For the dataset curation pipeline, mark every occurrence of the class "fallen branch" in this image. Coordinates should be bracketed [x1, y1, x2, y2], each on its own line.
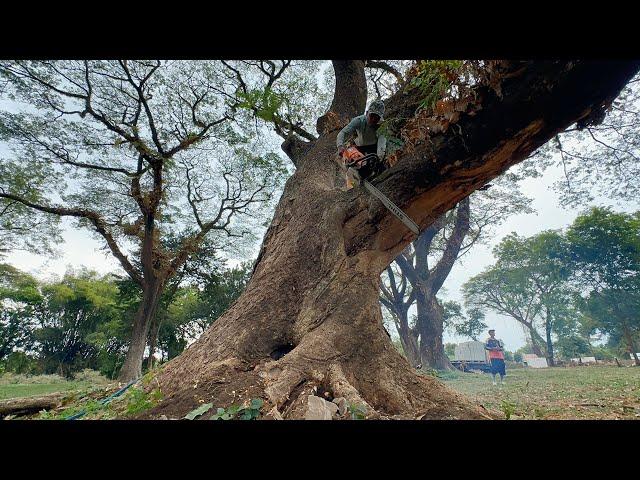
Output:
[0, 393, 66, 417]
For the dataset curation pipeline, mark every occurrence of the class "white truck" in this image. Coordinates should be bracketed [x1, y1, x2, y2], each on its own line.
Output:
[450, 341, 492, 373]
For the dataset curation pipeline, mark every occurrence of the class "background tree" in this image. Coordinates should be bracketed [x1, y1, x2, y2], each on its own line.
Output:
[381, 175, 532, 370]
[0, 60, 291, 380]
[566, 207, 640, 365]
[493, 231, 574, 365]
[31, 269, 125, 377]
[0, 160, 61, 258]
[0, 261, 251, 378]
[555, 334, 592, 360]
[0, 264, 41, 361]
[444, 301, 487, 341]
[379, 259, 419, 366]
[463, 265, 546, 356]
[463, 231, 578, 364]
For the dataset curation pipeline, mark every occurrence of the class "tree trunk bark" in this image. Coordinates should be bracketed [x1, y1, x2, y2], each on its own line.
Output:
[545, 308, 555, 367]
[145, 60, 639, 420]
[623, 326, 640, 366]
[118, 281, 163, 382]
[395, 309, 420, 368]
[529, 328, 545, 358]
[148, 134, 487, 418]
[416, 288, 455, 371]
[146, 312, 162, 371]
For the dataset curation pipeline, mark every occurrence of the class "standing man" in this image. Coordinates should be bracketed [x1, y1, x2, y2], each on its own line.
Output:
[485, 329, 506, 386]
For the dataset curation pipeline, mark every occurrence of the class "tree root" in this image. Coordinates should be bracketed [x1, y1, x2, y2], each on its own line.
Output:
[327, 363, 377, 416]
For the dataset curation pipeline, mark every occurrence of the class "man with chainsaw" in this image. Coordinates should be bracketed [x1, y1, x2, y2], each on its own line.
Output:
[337, 99, 388, 188]
[335, 99, 421, 236]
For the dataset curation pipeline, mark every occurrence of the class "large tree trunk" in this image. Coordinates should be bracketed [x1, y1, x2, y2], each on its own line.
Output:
[119, 281, 164, 381]
[545, 308, 555, 366]
[416, 292, 455, 370]
[146, 60, 639, 420]
[528, 327, 546, 358]
[395, 309, 421, 367]
[623, 326, 640, 366]
[146, 312, 162, 371]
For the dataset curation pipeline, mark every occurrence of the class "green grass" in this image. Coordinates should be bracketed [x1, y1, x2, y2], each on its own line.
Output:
[4, 367, 639, 420]
[0, 370, 113, 401]
[441, 364, 640, 419]
[0, 371, 164, 420]
[0, 382, 92, 400]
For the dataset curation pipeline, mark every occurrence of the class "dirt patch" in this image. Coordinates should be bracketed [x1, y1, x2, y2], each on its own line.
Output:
[138, 368, 268, 420]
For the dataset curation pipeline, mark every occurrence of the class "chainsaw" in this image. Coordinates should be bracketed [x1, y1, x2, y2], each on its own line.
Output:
[340, 147, 420, 236]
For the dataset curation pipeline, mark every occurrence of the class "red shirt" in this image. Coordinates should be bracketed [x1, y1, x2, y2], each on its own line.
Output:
[486, 338, 505, 360]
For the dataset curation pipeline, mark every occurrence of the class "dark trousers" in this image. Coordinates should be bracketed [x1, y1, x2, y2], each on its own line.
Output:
[490, 358, 506, 376]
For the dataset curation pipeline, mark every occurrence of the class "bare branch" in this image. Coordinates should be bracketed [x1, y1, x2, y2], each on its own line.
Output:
[0, 190, 142, 285]
[365, 60, 405, 85]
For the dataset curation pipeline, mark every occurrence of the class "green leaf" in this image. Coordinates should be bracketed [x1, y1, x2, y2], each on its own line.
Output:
[184, 402, 213, 420]
[250, 398, 264, 410]
[210, 408, 233, 421]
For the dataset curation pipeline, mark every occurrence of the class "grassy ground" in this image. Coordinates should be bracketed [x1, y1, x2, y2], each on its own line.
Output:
[0, 370, 162, 420]
[0, 370, 113, 401]
[3, 366, 639, 420]
[441, 364, 640, 419]
[0, 382, 94, 400]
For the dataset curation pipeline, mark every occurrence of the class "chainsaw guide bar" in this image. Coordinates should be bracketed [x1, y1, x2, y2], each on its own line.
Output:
[347, 166, 420, 236]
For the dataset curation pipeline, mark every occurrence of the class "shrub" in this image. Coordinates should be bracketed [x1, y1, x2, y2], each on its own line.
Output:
[3, 351, 41, 375]
[0, 372, 67, 385]
[72, 369, 112, 385]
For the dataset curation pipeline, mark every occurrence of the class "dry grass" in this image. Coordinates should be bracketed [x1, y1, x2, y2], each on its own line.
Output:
[441, 364, 640, 419]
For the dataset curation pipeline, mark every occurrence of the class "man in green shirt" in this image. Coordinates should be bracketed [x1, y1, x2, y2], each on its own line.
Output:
[337, 99, 387, 161]
[336, 99, 388, 188]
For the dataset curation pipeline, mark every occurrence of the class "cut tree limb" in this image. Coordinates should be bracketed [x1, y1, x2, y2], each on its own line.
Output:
[0, 393, 66, 417]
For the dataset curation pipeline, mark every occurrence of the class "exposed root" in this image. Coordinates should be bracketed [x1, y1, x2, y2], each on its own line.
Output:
[143, 352, 499, 420]
[327, 363, 377, 417]
[257, 360, 308, 408]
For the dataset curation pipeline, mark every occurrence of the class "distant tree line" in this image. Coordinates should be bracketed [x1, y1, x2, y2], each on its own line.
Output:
[463, 207, 640, 366]
[0, 261, 251, 378]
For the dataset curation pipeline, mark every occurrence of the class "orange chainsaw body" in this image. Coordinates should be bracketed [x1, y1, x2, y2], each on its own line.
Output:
[342, 146, 366, 166]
